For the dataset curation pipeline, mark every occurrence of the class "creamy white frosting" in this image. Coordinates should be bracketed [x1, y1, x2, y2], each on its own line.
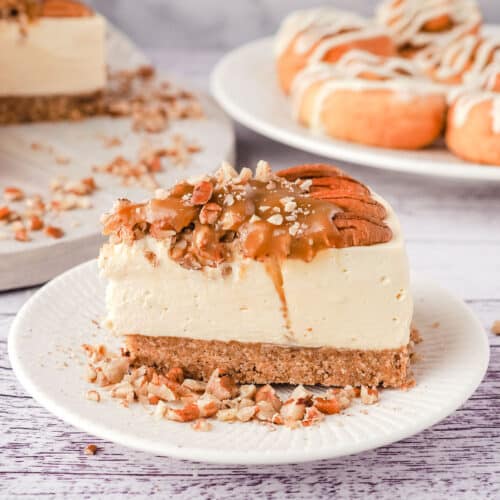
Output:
[0, 15, 106, 96]
[376, 0, 481, 50]
[274, 7, 389, 63]
[417, 34, 500, 86]
[99, 195, 413, 350]
[290, 51, 447, 133]
[450, 90, 500, 133]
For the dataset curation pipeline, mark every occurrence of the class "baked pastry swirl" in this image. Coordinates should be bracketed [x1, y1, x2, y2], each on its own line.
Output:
[376, 0, 481, 59]
[291, 50, 446, 149]
[419, 33, 500, 87]
[443, 34, 500, 166]
[275, 7, 396, 94]
[446, 88, 500, 165]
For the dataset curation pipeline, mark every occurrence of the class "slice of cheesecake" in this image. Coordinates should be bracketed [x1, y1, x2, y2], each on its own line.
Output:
[0, 0, 106, 123]
[99, 162, 414, 388]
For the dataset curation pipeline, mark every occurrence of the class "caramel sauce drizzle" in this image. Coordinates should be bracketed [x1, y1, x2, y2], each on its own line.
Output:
[102, 163, 392, 338]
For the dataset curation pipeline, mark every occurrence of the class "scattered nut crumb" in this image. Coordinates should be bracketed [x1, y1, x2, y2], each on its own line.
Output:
[92, 136, 200, 191]
[84, 444, 98, 455]
[0, 205, 10, 219]
[85, 390, 100, 402]
[44, 225, 64, 239]
[191, 419, 212, 432]
[55, 155, 70, 166]
[1, 175, 96, 243]
[14, 227, 30, 242]
[81, 344, 402, 432]
[28, 215, 44, 231]
[491, 320, 500, 335]
[101, 135, 123, 148]
[103, 66, 204, 133]
[4, 186, 24, 202]
[360, 386, 379, 405]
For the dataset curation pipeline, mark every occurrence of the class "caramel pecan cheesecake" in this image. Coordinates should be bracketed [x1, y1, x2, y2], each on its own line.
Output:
[99, 162, 414, 388]
[0, 0, 106, 123]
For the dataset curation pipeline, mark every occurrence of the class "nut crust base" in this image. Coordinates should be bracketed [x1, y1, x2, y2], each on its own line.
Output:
[125, 334, 413, 388]
[0, 91, 104, 124]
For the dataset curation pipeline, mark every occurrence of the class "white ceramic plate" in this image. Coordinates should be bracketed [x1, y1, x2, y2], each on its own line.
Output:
[0, 25, 234, 291]
[9, 260, 489, 465]
[211, 35, 500, 182]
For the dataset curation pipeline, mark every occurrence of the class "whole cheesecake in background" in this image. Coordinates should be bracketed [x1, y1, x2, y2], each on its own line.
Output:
[99, 162, 414, 388]
[0, 0, 106, 123]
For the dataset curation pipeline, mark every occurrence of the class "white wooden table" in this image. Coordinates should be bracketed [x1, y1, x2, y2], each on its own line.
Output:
[1, 50, 500, 499]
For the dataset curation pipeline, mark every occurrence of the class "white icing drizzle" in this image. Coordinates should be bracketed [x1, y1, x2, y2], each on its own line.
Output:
[376, 0, 481, 50]
[274, 7, 390, 62]
[451, 90, 500, 134]
[417, 34, 500, 85]
[471, 63, 500, 91]
[290, 50, 446, 133]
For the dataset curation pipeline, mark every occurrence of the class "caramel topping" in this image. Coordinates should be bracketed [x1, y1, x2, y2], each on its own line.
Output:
[0, 0, 92, 19]
[41, 0, 92, 17]
[103, 162, 392, 270]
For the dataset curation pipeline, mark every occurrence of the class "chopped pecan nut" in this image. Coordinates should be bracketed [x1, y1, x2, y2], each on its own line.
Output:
[491, 320, 500, 335]
[196, 395, 220, 417]
[28, 215, 44, 231]
[182, 379, 207, 393]
[84, 444, 98, 455]
[147, 382, 177, 402]
[237, 405, 258, 422]
[44, 225, 64, 239]
[14, 227, 30, 242]
[0, 205, 10, 219]
[280, 399, 306, 422]
[199, 202, 222, 225]
[360, 386, 380, 405]
[191, 180, 213, 205]
[290, 385, 313, 404]
[191, 419, 212, 432]
[239, 384, 257, 400]
[302, 406, 325, 427]
[205, 368, 239, 400]
[165, 366, 184, 384]
[4, 186, 24, 202]
[85, 390, 100, 402]
[256, 400, 277, 422]
[255, 385, 282, 412]
[313, 397, 341, 415]
[216, 408, 238, 422]
[166, 403, 200, 422]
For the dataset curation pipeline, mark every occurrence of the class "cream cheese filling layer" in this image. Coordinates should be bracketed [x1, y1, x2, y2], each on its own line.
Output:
[0, 15, 106, 96]
[99, 197, 413, 350]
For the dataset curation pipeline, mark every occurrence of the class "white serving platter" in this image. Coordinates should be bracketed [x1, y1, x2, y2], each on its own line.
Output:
[9, 260, 489, 465]
[0, 25, 234, 291]
[211, 33, 500, 182]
